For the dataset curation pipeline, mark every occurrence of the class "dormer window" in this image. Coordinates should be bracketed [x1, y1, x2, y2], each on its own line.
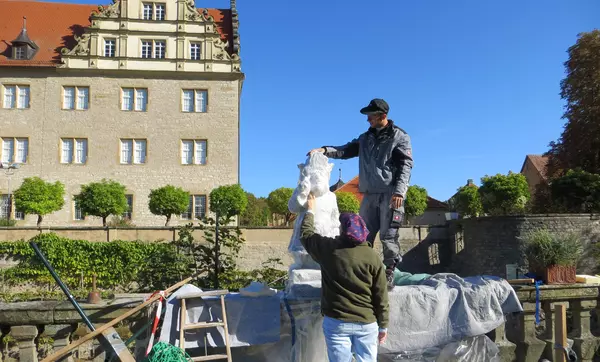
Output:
[10, 17, 38, 61]
[14, 46, 26, 60]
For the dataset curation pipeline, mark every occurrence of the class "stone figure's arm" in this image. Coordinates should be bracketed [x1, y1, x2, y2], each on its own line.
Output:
[288, 177, 311, 214]
[299, 211, 325, 263]
[392, 132, 414, 197]
[322, 137, 360, 160]
[371, 263, 390, 329]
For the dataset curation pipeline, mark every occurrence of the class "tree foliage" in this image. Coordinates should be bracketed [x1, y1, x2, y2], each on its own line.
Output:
[404, 185, 428, 217]
[74, 179, 128, 227]
[13, 177, 65, 226]
[546, 30, 600, 178]
[452, 185, 483, 218]
[550, 169, 600, 213]
[148, 185, 190, 226]
[210, 184, 248, 220]
[240, 192, 270, 227]
[479, 172, 530, 215]
[267, 187, 294, 226]
[336, 192, 360, 214]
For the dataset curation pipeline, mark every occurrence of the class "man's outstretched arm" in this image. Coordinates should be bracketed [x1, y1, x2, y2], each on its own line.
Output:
[308, 138, 360, 160]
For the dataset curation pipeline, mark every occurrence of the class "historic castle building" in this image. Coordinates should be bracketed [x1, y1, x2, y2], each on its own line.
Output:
[0, 0, 243, 226]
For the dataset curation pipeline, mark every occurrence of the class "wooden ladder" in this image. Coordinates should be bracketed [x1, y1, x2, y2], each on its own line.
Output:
[177, 289, 232, 362]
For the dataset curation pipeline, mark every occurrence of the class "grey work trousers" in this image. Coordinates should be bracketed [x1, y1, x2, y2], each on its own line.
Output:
[359, 192, 403, 269]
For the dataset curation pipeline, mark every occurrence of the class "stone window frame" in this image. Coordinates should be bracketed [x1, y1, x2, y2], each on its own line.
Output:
[104, 38, 117, 58]
[120, 87, 149, 112]
[181, 194, 207, 220]
[72, 196, 85, 221]
[180, 139, 208, 166]
[181, 89, 208, 113]
[119, 138, 148, 165]
[61, 86, 90, 111]
[142, 2, 166, 21]
[1, 136, 29, 164]
[59, 137, 88, 165]
[0, 194, 24, 221]
[122, 194, 134, 220]
[2, 84, 31, 110]
[140, 39, 166, 59]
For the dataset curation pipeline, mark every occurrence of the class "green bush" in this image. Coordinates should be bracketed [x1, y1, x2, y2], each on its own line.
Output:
[520, 229, 583, 269]
[0, 233, 189, 292]
[336, 192, 360, 214]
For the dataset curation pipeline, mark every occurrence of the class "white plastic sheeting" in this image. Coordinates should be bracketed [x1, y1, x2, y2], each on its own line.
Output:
[382, 273, 523, 353]
[287, 152, 340, 270]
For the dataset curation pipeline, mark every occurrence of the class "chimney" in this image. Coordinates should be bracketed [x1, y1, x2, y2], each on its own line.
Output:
[467, 179, 474, 186]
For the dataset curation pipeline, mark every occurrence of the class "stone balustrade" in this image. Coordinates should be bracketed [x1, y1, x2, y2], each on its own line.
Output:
[1, 285, 600, 361]
[0, 295, 150, 362]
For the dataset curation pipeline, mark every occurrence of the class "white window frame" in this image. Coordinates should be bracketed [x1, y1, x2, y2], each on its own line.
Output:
[140, 39, 166, 59]
[142, 2, 165, 20]
[15, 46, 26, 60]
[104, 39, 116, 57]
[120, 138, 147, 165]
[73, 198, 85, 221]
[181, 89, 208, 113]
[121, 88, 148, 111]
[0, 194, 24, 220]
[181, 194, 207, 220]
[1, 137, 28, 164]
[62, 86, 90, 110]
[2, 85, 30, 109]
[123, 194, 133, 219]
[190, 42, 201, 60]
[180, 139, 207, 165]
[60, 138, 88, 164]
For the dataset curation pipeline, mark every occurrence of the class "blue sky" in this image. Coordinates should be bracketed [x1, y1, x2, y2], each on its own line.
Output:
[53, 0, 600, 201]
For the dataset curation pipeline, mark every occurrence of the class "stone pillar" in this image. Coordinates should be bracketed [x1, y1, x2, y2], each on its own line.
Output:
[570, 300, 600, 362]
[486, 320, 516, 362]
[44, 325, 74, 362]
[513, 302, 545, 362]
[11, 325, 38, 362]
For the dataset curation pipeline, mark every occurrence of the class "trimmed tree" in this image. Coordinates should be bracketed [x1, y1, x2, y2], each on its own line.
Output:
[148, 185, 190, 226]
[240, 192, 270, 227]
[75, 179, 128, 227]
[453, 184, 483, 218]
[336, 192, 360, 214]
[267, 187, 294, 226]
[13, 177, 65, 226]
[210, 184, 248, 221]
[479, 172, 530, 215]
[404, 185, 428, 218]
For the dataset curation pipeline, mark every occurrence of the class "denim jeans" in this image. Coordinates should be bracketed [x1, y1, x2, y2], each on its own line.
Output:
[322, 316, 378, 362]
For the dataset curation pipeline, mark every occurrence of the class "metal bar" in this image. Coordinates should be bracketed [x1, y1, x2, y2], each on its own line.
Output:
[29, 241, 119, 359]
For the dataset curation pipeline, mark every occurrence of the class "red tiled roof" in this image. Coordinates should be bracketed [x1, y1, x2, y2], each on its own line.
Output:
[0, 0, 233, 67]
[522, 154, 550, 180]
[333, 176, 448, 210]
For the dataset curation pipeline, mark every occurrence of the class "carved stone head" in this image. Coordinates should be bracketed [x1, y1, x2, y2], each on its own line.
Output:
[297, 153, 334, 197]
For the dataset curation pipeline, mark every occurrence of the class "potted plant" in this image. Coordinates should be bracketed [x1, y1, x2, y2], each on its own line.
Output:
[521, 229, 583, 284]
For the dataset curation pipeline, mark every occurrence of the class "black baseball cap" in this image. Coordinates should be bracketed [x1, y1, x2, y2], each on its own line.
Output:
[360, 98, 389, 115]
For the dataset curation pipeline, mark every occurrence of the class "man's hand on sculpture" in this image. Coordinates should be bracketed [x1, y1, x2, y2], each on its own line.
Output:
[390, 194, 403, 209]
[307, 193, 316, 211]
[306, 147, 325, 156]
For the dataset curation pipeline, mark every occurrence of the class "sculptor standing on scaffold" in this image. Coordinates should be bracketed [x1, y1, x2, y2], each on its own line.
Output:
[308, 98, 413, 288]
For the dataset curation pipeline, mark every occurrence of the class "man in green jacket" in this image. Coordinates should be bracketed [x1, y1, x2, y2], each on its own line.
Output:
[300, 193, 389, 362]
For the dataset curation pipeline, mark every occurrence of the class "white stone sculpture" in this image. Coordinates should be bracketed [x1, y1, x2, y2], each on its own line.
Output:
[287, 152, 341, 270]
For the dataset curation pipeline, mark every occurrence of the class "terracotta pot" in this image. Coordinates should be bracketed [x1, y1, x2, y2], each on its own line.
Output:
[536, 264, 576, 284]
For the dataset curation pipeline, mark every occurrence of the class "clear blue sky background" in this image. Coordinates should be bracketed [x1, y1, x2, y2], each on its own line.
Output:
[54, 0, 600, 201]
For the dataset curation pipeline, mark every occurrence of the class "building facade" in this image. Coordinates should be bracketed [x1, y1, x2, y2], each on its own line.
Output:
[0, 0, 243, 226]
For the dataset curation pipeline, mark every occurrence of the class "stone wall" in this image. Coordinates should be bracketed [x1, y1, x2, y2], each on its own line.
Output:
[0, 225, 451, 273]
[448, 214, 600, 278]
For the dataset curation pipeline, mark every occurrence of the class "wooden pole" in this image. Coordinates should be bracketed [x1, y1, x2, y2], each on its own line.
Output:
[554, 304, 567, 362]
[42, 271, 203, 362]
